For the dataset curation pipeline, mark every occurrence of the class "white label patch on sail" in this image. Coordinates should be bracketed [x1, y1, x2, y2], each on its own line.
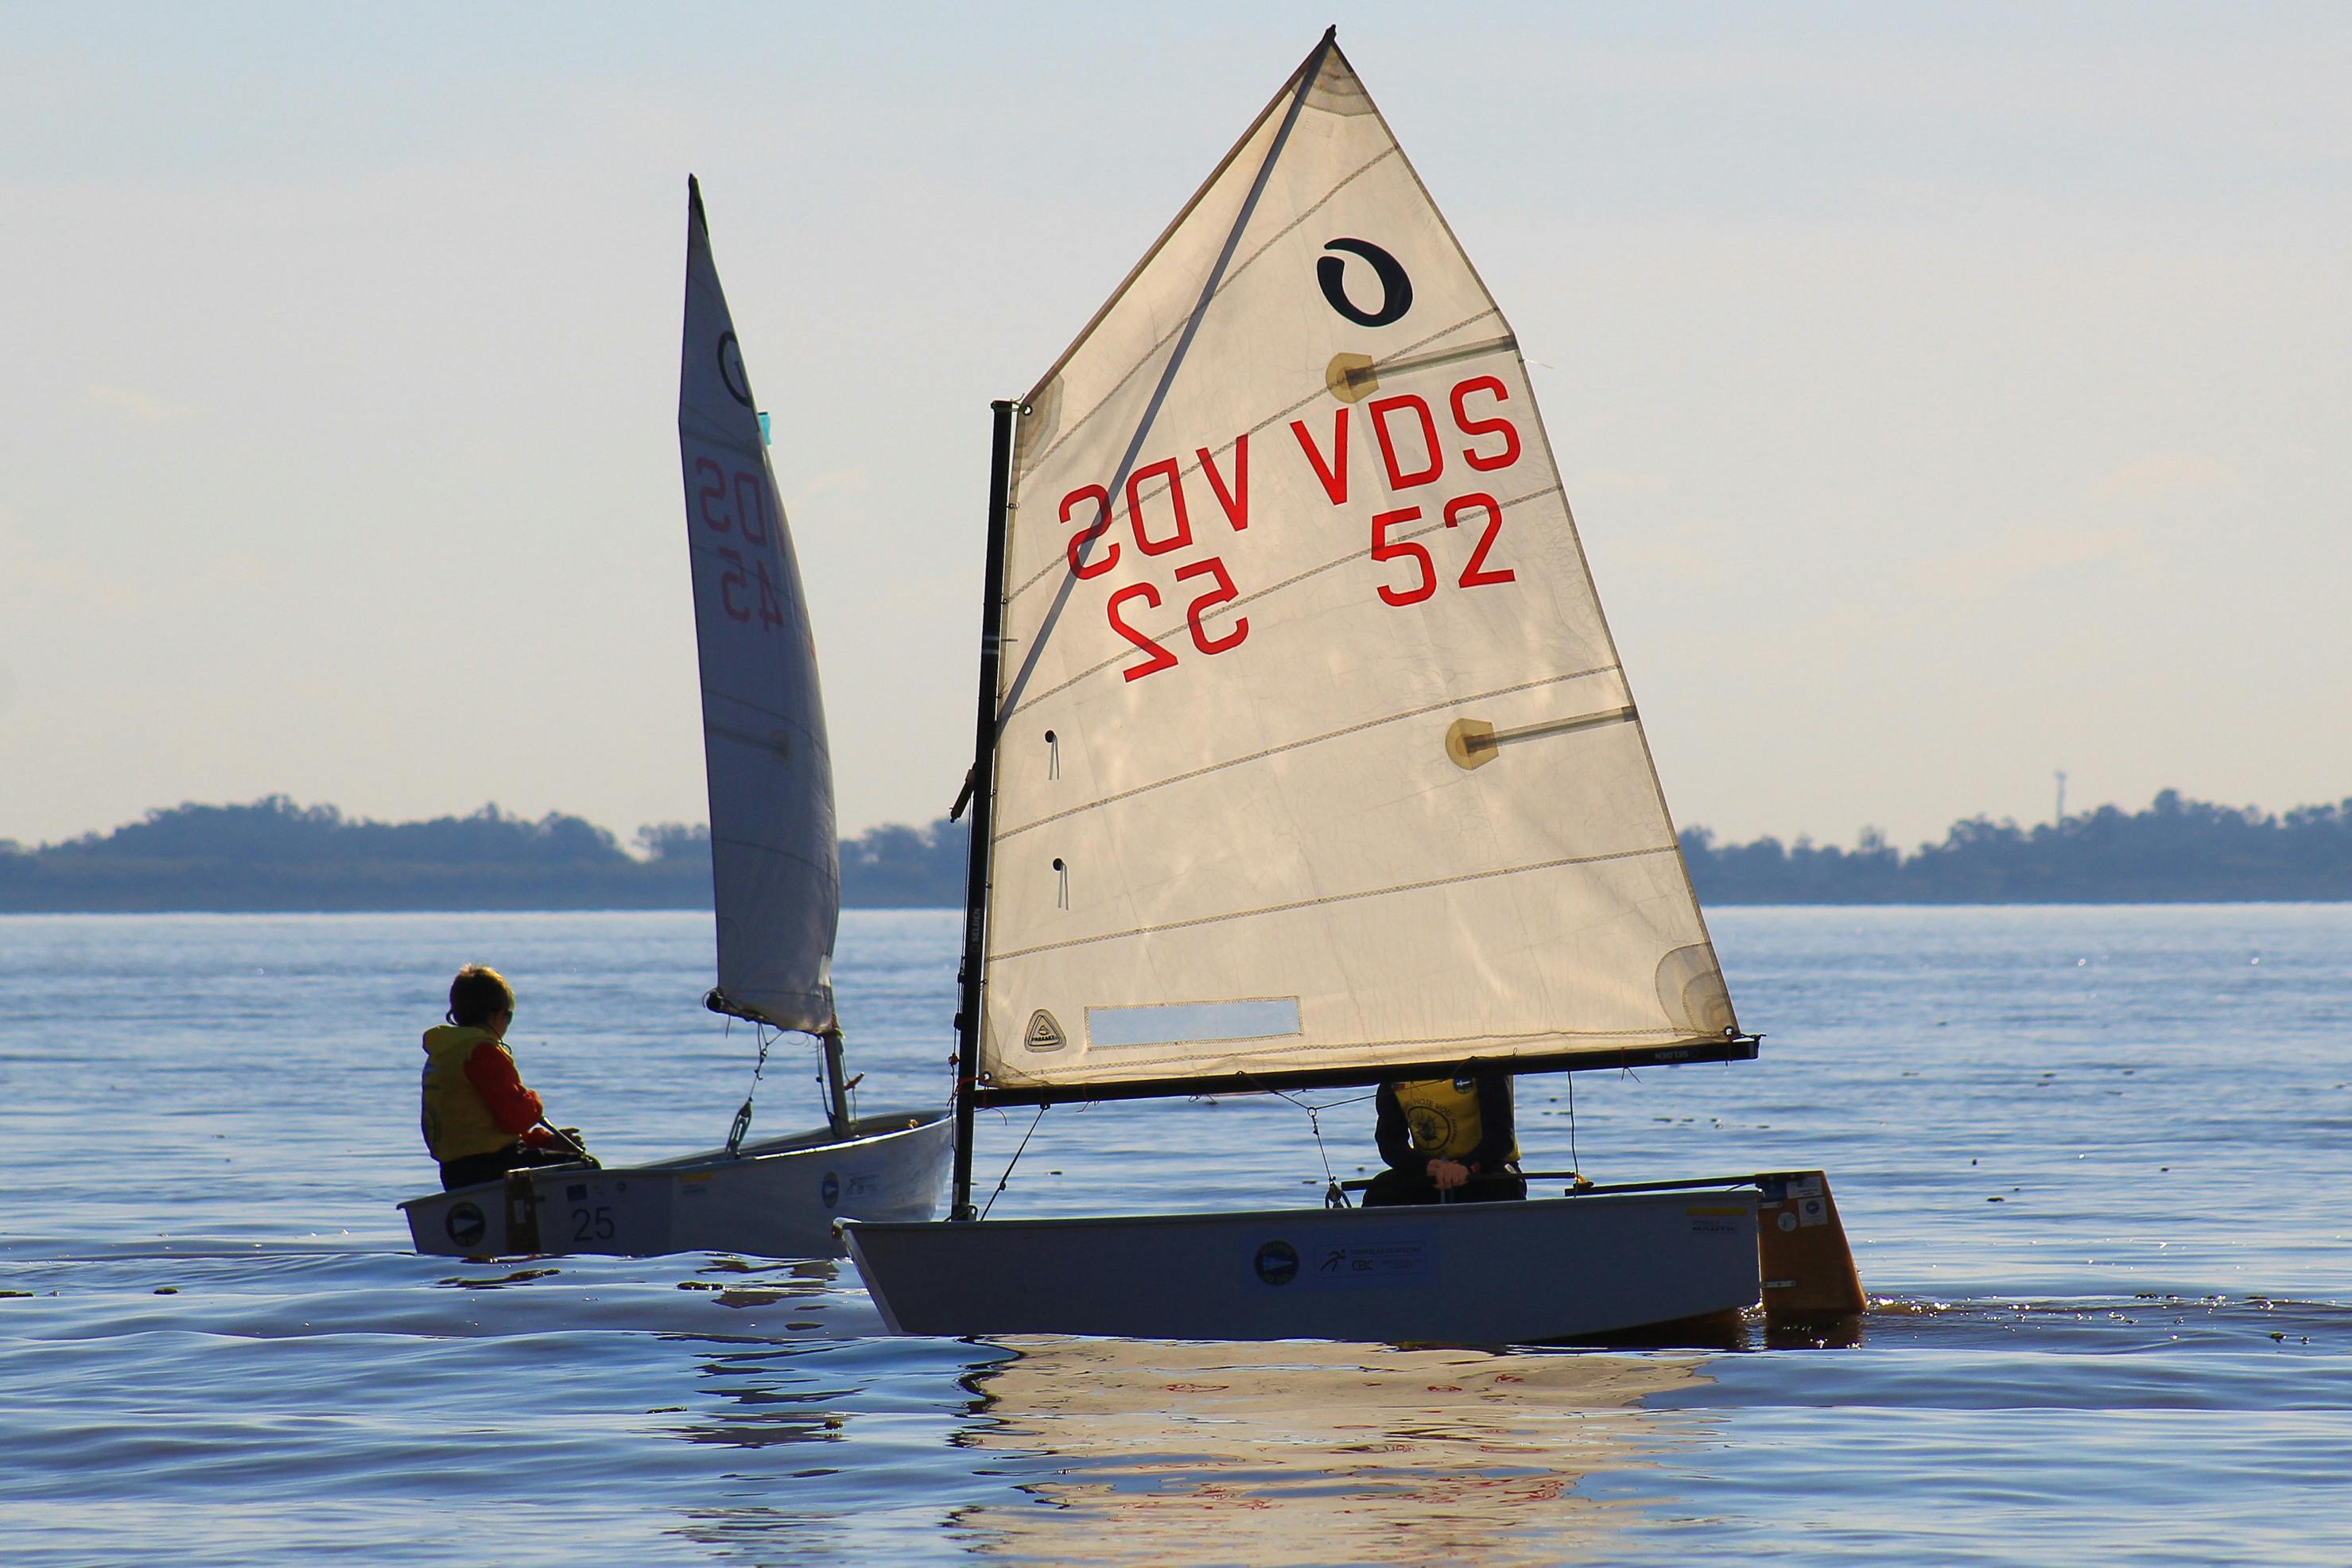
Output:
[1086, 999, 1304, 1050]
[975, 41, 1734, 1093]
[678, 181, 838, 1034]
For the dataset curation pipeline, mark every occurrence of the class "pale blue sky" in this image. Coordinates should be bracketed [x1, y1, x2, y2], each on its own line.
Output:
[4, 2, 2347, 851]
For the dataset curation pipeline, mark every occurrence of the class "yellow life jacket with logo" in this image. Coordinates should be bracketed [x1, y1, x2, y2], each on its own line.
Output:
[421, 1024, 522, 1162]
[1394, 1077, 1519, 1164]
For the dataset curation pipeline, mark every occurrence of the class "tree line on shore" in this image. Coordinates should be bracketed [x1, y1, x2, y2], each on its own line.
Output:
[2, 789, 2348, 912]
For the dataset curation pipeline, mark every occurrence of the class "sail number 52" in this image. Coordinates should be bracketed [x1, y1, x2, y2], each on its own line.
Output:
[1108, 555, 1248, 681]
[1372, 493, 1515, 607]
[693, 456, 787, 631]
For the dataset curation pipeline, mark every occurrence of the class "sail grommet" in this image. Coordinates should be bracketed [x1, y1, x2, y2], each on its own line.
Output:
[1052, 857, 1069, 909]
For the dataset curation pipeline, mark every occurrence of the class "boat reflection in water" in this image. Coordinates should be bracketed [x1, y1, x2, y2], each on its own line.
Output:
[950, 1337, 1710, 1566]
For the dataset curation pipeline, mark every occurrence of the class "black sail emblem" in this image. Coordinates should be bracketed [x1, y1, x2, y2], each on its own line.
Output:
[1317, 238, 1413, 327]
[716, 331, 755, 406]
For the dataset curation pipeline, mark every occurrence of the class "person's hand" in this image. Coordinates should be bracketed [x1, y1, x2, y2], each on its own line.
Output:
[1427, 1158, 1470, 1190]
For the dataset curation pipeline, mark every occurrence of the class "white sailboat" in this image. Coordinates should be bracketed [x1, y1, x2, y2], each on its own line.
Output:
[401, 179, 952, 1261]
[844, 32, 1858, 1341]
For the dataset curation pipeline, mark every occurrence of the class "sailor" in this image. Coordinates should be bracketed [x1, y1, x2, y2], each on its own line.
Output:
[420, 964, 592, 1190]
[1363, 1070, 1526, 1205]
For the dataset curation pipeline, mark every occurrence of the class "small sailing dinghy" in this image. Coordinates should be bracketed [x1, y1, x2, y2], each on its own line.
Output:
[844, 32, 1858, 1341]
[401, 180, 952, 1261]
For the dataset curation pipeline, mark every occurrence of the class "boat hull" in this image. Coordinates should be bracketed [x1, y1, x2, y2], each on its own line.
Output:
[844, 1189, 1760, 1343]
[400, 1110, 952, 1260]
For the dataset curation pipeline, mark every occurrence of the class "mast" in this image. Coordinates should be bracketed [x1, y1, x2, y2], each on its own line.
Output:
[950, 397, 1020, 1220]
[819, 1027, 852, 1138]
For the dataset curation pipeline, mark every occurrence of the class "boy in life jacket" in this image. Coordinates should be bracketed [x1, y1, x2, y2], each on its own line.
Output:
[1364, 1070, 1527, 1206]
[420, 964, 592, 1191]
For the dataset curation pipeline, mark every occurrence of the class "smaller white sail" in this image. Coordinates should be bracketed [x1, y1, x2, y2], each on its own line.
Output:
[677, 178, 838, 1033]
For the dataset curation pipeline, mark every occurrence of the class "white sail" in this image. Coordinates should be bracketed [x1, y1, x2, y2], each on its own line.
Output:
[677, 179, 838, 1033]
[975, 37, 1735, 1095]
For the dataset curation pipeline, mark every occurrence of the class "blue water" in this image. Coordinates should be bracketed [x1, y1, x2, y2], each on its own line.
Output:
[3, 906, 2349, 1564]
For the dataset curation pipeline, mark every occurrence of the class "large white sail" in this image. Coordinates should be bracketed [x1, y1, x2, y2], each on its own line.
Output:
[975, 37, 1736, 1095]
[677, 179, 838, 1034]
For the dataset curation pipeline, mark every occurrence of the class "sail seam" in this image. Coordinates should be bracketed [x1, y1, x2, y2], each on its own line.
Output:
[1004, 305, 1506, 609]
[1023, 144, 1404, 483]
[712, 834, 833, 876]
[996, 662, 1621, 840]
[1004, 477, 1566, 721]
[704, 719, 826, 754]
[988, 842, 1676, 963]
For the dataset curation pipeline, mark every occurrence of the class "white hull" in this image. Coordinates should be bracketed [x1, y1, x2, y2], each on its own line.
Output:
[844, 1189, 1760, 1343]
[401, 1111, 951, 1260]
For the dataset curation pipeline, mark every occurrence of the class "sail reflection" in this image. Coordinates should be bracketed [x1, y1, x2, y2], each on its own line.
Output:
[662, 1259, 851, 1452]
[953, 1337, 1710, 1565]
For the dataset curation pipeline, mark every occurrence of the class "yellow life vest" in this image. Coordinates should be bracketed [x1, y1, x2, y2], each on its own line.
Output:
[420, 1024, 522, 1162]
[1394, 1077, 1519, 1164]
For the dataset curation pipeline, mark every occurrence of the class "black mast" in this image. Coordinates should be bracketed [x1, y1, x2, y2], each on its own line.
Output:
[949, 398, 1019, 1220]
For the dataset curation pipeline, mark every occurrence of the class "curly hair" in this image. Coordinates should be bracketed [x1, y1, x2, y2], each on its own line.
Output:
[446, 964, 516, 1028]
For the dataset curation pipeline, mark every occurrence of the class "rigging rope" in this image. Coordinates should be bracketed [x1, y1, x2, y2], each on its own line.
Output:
[1252, 1081, 1375, 1209]
[725, 1021, 774, 1157]
[979, 1104, 1050, 1220]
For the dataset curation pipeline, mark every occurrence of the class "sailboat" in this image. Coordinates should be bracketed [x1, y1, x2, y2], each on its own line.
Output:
[844, 32, 1859, 1341]
[400, 179, 953, 1261]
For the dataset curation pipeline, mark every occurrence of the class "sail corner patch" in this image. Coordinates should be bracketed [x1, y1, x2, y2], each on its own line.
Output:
[1024, 1010, 1067, 1053]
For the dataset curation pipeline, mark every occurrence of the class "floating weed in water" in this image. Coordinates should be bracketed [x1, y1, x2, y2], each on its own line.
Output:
[437, 1267, 561, 1290]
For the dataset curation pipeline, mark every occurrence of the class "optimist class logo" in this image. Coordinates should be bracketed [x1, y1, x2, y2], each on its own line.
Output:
[1317, 238, 1413, 327]
[716, 331, 754, 406]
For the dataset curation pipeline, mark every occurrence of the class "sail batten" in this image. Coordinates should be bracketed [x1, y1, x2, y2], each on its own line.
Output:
[994, 661, 1625, 842]
[677, 179, 840, 1035]
[974, 43, 1737, 1096]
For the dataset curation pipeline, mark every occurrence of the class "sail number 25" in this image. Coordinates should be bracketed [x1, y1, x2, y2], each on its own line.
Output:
[692, 456, 787, 631]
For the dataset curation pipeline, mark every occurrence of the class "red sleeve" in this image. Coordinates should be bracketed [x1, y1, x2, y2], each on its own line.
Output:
[464, 1041, 545, 1137]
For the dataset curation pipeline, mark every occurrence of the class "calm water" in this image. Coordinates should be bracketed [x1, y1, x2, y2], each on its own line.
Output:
[3, 905, 2349, 1565]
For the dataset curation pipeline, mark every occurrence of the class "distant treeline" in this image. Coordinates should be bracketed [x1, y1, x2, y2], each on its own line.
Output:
[3, 789, 2349, 912]
[0, 798, 969, 913]
[1682, 790, 2352, 903]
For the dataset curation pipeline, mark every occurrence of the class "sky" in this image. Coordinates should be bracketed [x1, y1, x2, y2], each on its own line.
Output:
[3, 2, 2347, 853]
